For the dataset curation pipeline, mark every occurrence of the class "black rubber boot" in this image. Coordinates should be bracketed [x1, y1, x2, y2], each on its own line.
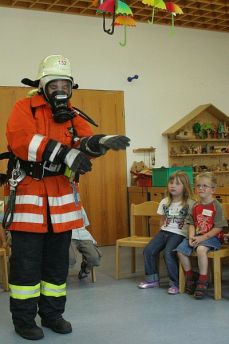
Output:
[15, 324, 44, 340]
[41, 317, 72, 334]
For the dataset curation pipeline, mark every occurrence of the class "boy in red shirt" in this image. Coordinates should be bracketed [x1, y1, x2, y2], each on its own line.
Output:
[176, 172, 227, 299]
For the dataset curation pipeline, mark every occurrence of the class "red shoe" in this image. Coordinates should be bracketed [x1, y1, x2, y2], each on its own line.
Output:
[194, 280, 208, 299]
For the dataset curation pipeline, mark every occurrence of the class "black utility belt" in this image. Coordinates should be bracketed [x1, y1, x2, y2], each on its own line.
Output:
[19, 160, 65, 180]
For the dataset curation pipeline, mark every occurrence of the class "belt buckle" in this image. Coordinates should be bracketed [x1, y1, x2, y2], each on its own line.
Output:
[42, 161, 61, 177]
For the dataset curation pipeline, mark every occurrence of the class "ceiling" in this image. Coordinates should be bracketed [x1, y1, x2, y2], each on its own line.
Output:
[1, 0, 229, 33]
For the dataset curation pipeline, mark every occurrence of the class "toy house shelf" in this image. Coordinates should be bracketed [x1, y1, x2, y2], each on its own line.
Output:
[162, 104, 229, 187]
[170, 153, 229, 157]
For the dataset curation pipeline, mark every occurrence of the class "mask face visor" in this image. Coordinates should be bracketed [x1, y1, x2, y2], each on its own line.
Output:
[45, 79, 72, 100]
[44, 79, 75, 123]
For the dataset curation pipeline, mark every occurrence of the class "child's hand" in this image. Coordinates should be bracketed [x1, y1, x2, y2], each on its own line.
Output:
[191, 235, 205, 247]
[189, 236, 195, 247]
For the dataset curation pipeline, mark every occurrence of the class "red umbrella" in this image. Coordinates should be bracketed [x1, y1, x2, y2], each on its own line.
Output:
[166, 2, 184, 33]
[97, 0, 116, 35]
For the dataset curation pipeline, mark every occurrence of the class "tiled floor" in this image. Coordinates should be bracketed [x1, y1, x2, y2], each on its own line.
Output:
[1, 246, 229, 343]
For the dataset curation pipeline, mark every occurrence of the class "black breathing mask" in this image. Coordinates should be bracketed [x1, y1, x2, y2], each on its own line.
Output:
[47, 91, 75, 123]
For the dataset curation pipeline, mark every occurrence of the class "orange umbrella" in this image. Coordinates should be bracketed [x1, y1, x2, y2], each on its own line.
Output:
[114, 15, 136, 47]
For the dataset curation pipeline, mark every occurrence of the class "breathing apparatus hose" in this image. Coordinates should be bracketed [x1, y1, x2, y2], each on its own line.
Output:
[2, 189, 16, 229]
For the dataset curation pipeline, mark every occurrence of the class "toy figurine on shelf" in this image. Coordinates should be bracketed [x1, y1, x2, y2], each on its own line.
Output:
[218, 122, 226, 139]
[222, 163, 228, 171]
[130, 161, 152, 186]
[170, 147, 177, 156]
[175, 130, 195, 140]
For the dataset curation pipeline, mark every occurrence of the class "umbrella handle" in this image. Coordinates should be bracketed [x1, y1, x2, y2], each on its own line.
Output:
[170, 13, 175, 35]
[148, 7, 155, 24]
[119, 26, 127, 47]
[103, 10, 115, 35]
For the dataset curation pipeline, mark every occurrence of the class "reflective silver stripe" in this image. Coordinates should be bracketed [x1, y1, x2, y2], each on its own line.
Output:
[10, 287, 40, 295]
[15, 195, 43, 207]
[48, 194, 75, 207]
[64, 149, 80, 167]
[40, 281, 66, 297]
[28, 134, 45, 161]
[49, 142, 62, 162]
[41, 286, 66, 294]
[13, 213, 44, 223]
[51, 210, 82, 224]
[10, 283, 40, 299]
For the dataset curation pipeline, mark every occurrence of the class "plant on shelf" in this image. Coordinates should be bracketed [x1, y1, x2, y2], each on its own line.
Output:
[192, 122, 216, 139]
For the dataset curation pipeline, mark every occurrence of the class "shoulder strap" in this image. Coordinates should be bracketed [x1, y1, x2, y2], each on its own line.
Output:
[30, 98, 36, 117]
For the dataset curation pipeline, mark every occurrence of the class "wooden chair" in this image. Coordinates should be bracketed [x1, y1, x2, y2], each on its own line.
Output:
[179, 202, 229, 300]
[0, 223, 9, 291]
[0, 247, 9, 291]
[115, 201, 160, 279]
[91, 267, 96, 283]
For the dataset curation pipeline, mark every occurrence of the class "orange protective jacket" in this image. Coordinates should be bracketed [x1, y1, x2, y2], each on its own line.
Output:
[6, 94, 93, 233]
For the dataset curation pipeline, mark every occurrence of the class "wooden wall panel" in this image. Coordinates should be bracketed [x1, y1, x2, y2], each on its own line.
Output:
[0, 87, 128, 245]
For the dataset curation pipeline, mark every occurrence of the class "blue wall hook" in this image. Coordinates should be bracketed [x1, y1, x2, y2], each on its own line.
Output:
[127, 75, 139, 82]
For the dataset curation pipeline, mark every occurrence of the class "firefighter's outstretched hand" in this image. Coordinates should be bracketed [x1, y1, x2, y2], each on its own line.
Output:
[99, 135, 130, 151]
[65, 149, 92, 174]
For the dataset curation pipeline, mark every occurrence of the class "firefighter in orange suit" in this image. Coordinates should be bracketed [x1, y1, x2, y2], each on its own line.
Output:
[5, 55, 130, 340]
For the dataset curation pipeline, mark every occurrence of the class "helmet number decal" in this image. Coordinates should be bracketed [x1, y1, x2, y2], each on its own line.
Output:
[58, 59, 67, 65]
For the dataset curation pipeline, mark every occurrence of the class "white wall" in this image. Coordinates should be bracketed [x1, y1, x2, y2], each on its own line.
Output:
[0, 7, 228, 184]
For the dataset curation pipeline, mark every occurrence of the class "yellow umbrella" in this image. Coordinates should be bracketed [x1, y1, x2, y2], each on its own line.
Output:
[142, 0, 166, 24]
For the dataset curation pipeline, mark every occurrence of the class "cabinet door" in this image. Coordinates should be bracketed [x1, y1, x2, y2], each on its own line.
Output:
[73, 90, 128, 245]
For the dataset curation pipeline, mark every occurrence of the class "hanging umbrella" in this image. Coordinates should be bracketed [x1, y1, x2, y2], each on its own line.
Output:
[115, 15, 136, 47]
[141, 0, 166, 24]
[97, 0, 116, 35]
[165, 2, 183, 33]
[98, 0, 115, 13]
[116, 0, 133, 16]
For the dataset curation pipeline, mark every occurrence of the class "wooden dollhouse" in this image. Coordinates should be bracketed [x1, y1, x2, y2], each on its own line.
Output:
[162, 104, 229, 187]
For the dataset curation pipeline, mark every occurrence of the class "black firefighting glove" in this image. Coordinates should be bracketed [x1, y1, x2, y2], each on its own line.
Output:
[61, 147, 92, 174]
[80, 135, 130, 156]
[65, 149, 92, 174]
[43, 141, 92, 174]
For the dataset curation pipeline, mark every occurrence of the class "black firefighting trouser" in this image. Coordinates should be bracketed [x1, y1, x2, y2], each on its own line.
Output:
[9, 229, 72, 327]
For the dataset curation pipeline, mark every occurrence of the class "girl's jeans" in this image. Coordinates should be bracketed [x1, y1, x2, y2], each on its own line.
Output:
[143, 230, 184, 287]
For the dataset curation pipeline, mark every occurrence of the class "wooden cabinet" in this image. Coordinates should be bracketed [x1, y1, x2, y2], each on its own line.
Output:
[162, 104, 229, 187]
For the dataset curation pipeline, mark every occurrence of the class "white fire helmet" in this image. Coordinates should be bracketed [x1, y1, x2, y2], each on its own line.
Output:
[37, 55, 74, 92]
